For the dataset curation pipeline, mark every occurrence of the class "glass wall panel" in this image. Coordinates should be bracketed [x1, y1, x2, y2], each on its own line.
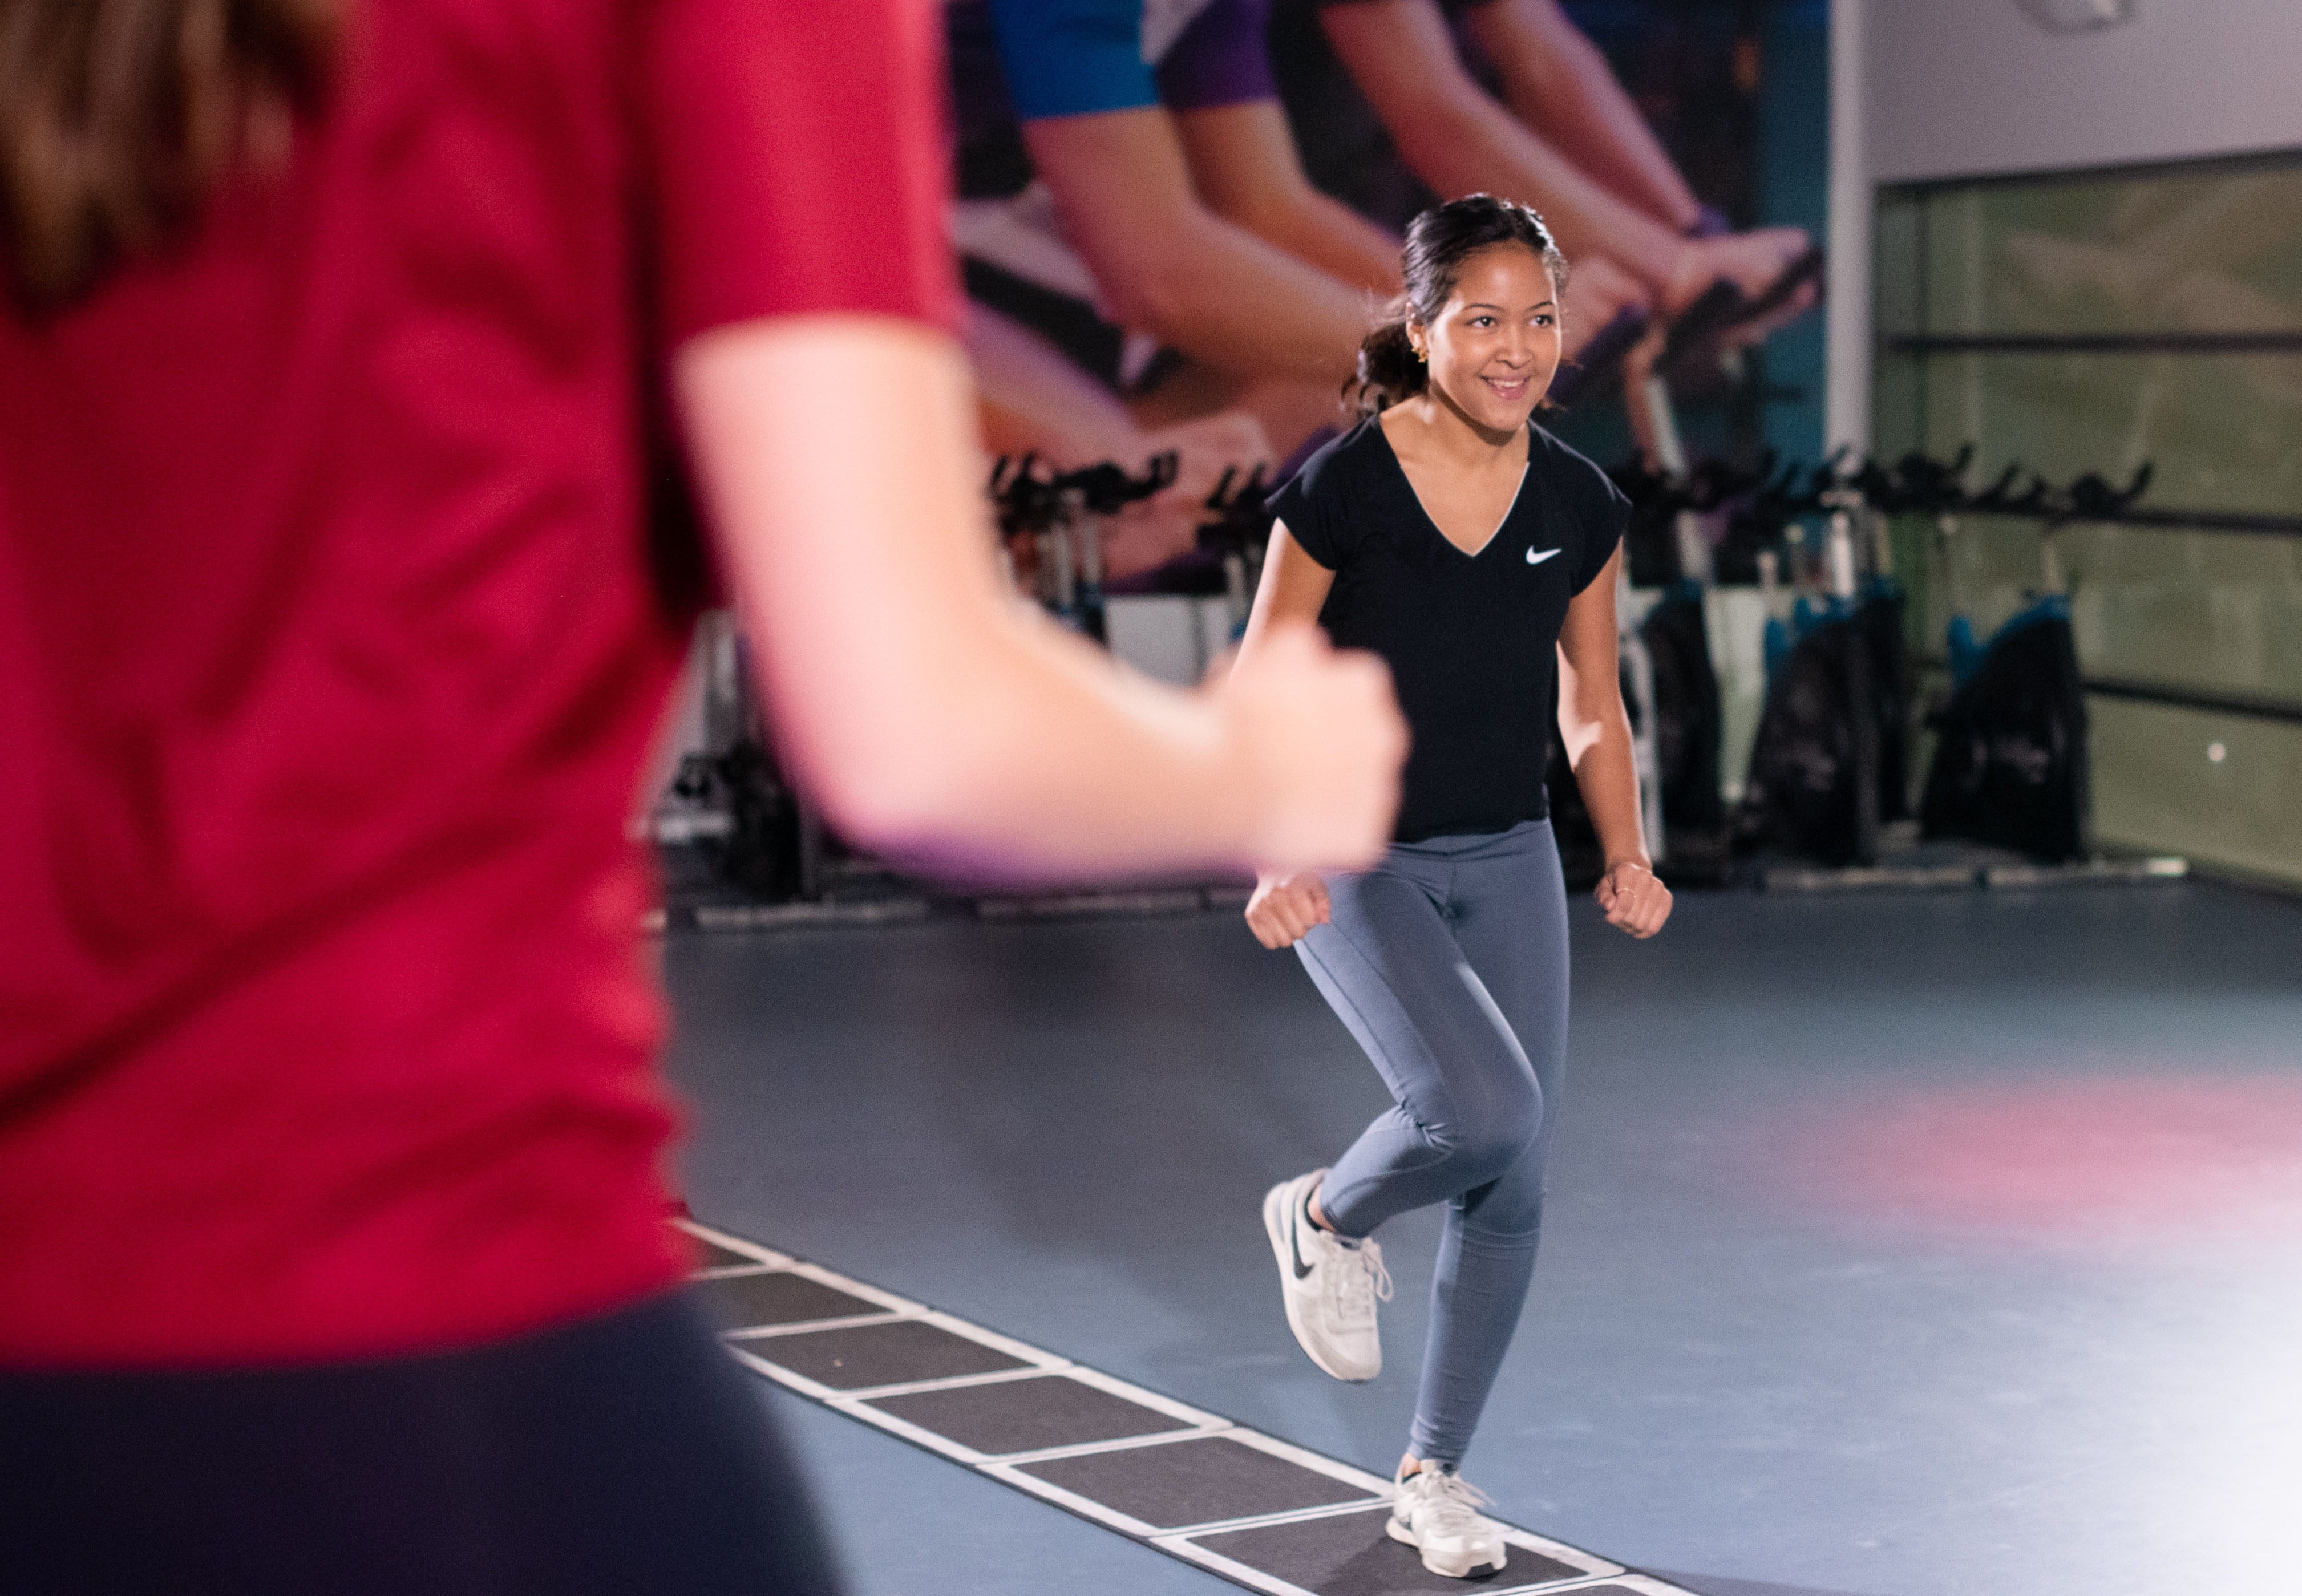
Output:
[1878, 151, 2302, 884]
[1872, 191, 1925, 340]
[1900, 513, 2302, 703]
[2091, 700, 2302, 888]
[1913, 163, 2302, 338]
[1916, 351, 2302, 517]
[2069, 525, 2302, 703]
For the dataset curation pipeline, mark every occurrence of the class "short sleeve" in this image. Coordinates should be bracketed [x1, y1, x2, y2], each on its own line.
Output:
[1569, 457, 1632, 596]
[640, 0, 961, 347]
[987, 0, 1160, 120]
[1267, 432, 1357, 571]
[1155, 0, 1279, 111]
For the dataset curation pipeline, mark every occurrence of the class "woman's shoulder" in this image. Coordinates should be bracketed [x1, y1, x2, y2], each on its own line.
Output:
[1269, 418, 1395, 569]
[1529, 422, 1632, 519]
[1527, 422, 1616, 491]
[1278, 416, 1389, 501]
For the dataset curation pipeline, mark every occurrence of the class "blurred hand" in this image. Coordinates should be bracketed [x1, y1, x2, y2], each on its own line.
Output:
[1665, 227, 1814, 322]
[1245, 869, 1333, 949]
[1099, 410, 1276, 582]
[1722, 279, 1820, 349]
[1215, 621, 1405, 878]
[1559, 253, 1651, 363]
[1594, 858, 1672, 939]
[1143, 411, 1274, 513]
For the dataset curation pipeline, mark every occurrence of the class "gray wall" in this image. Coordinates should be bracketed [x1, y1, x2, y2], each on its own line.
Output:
[1868, 0, 2302, 185]
[1827, 0, 2302, 452]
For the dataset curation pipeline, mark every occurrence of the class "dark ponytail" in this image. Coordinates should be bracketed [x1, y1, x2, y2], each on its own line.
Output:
[1, 0, 341, 314]
[1353, 320, 1423, 413]
[1350, 193, 1568, 416]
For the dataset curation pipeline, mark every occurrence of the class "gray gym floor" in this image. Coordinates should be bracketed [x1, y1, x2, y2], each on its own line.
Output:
[662, 878, 2302, 1596]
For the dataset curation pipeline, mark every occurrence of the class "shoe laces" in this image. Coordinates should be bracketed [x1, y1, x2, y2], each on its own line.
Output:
[1403, 1467, 1494, 1535]
[1326, 1236, 1393, 1328]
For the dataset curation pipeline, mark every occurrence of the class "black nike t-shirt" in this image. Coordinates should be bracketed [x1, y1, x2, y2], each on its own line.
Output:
[1269, 416, 1629, 843]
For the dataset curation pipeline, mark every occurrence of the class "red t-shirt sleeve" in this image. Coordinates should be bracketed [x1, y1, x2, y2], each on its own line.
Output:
[640, 0, 961, 346]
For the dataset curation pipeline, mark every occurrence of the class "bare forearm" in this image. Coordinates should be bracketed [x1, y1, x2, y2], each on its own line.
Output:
[1198, 173, 1402, 299]
[1413, 97, 1678, 284]
[1231, 522, 1338, 687]
[895, 614, 1255, 880]
[1567, 711, 1650, 868]
[968, 305, 1142, 465]
[1468, 0, 1698, 231]
[1026, 116, 1373, 382]
[1263, 191, 1405, 297]
[1323, 25, 1684, 289]
[678, 319, 1279, 880]
[1095, 216, 1373, 382]
[1171, 102, 1403, 298]
[1555, 557, 1649, 869]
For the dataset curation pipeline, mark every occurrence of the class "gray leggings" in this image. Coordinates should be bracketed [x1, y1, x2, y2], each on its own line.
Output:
[1296, 819, 1568, 1469]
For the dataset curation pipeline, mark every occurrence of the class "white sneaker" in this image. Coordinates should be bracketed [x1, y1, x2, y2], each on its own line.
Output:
[1261, 1170, 1390, 1382]
[1387, 1464, 1508, 1578]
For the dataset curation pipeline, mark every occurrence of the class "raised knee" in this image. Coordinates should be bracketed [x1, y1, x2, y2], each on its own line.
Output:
[1438, 1097, 1540, 1184]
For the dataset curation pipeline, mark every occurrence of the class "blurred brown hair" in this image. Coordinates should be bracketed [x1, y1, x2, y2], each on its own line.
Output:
[1, 0, 339, 313]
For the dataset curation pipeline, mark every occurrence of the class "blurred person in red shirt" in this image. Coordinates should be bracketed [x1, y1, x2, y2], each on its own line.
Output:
[0, 3, 1404, 1591]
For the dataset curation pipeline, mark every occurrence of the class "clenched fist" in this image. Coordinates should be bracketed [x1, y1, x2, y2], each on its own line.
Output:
[1595, 858, 1672, 939]
[1244, 870, 1332, 950]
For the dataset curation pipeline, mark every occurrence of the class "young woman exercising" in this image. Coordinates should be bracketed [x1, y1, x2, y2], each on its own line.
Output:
[1233, 194, 1675, 1580]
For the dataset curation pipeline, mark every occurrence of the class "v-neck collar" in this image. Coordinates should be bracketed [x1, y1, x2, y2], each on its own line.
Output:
[1373, 416, 1532, 560]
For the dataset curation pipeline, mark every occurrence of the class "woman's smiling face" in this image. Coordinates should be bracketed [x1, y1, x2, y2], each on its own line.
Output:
[1413, 244, 1561, 434]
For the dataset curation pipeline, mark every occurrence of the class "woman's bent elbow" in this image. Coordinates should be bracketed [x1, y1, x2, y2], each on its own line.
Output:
[801, 723, 987, 858]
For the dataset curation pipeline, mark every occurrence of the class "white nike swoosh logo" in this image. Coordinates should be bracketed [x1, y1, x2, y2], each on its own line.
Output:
[1526, 547, 1561, 565]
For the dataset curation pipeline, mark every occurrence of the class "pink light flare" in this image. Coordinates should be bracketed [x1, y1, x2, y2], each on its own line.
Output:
[1760, 1075, 2302, 1245]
